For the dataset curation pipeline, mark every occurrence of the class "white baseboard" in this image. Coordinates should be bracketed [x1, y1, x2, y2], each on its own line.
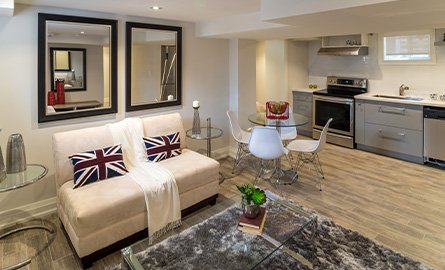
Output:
[212, 146, 230, 160]
[0, 197, 57, 230]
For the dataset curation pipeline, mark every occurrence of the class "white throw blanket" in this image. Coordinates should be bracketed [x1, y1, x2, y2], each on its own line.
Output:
[106, 118, 181, 244]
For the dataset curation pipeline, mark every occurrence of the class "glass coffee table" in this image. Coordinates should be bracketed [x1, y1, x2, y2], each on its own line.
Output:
[122, 192, 317, 269]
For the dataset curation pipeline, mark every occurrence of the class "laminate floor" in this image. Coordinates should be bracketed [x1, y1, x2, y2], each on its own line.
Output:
[1, 143, 444, 269]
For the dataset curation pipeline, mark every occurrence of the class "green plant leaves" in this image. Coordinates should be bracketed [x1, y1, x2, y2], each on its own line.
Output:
[251, 188, 266, 205]
[236, 184, 266, 205]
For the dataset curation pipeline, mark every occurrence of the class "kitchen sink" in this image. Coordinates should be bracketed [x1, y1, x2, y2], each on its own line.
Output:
[372, 95, 424, 101]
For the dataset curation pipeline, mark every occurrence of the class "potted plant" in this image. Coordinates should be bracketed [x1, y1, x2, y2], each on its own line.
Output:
[236, 184, 266, 218]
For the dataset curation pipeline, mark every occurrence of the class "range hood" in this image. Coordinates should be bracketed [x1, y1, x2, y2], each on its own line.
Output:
[318, 46, 368, 56]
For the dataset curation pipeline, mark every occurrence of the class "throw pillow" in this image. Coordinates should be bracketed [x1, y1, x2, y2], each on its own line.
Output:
[70, 145, 128, 189]
[143, 132, 182, 162]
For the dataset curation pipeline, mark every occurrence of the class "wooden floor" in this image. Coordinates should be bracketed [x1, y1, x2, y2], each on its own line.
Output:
[1, 143, 444, 269]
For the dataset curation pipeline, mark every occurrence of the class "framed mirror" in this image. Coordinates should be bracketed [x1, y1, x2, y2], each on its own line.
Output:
[50, 48, 86, 91]
[38, 13, 117, 123]
[126, 22, 182, 112]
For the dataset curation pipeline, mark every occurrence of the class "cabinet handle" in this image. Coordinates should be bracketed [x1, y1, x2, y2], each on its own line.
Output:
[378, 129, 406, 140]
[378, 106, 405, 115]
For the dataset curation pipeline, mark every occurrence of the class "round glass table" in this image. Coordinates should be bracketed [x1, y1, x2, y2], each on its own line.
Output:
[186, 127, 224, 183]
[248, 112, 309, 127]
[185, 127, 223, 157]
[0, 164, 54, 270]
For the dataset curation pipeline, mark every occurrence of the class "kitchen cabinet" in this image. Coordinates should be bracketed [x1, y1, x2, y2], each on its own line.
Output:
[293, 91, 313, 137]
[321, 34, 369, 47]
[355, 102, 365, 145]
[355, 99, 423, 163]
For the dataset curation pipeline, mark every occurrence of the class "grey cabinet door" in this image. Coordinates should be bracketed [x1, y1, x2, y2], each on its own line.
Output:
[293, 91, 313, 135]
[364, 103, 423, 131]
[355, 102, 365, 144]
[364, 123, 423, 157]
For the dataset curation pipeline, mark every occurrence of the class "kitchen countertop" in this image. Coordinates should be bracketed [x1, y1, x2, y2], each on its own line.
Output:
[292, 88, 318, 94]
[355, 93, 445, 108]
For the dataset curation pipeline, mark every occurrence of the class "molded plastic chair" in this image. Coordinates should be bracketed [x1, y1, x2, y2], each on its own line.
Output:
[248, 126, 289, 187]
[227, 111, 251, 173]
[286, 118, 333, 191]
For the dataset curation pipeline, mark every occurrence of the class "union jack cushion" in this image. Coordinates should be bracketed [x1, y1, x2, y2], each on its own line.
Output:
[69, 145, 128, 189]
[143, 132, 182, 162]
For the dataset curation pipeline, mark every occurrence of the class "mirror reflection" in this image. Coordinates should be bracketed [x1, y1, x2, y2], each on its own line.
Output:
[38, 13, 117, 123]
[126, 22, 182, 111]
[50, 48, 86, 91]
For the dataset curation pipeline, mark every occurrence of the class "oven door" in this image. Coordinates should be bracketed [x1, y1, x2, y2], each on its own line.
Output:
[313, 95, 354, 136]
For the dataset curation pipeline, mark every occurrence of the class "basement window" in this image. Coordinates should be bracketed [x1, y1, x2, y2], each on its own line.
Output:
[380, 30, 436, 64]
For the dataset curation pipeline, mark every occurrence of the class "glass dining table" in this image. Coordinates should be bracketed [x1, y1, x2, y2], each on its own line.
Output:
[248, 112, 309, 131]
[248, 112, 309, 185]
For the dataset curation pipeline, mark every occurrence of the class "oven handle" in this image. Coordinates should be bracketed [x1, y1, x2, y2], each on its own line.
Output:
[313, 95, 354, 104]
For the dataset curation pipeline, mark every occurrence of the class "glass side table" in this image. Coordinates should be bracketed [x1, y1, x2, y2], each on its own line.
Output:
[0, 164, 54, 270]
[185, 127, 223, 158]
[186, 127, 224, 183]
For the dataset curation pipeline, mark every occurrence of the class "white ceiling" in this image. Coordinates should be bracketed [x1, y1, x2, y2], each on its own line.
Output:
[14, 0, 445, 39]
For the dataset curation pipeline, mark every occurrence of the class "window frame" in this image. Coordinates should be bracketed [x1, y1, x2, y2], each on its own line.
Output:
[379, 30, 436, 65]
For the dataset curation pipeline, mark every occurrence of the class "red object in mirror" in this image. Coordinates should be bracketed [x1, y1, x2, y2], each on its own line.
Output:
[266, 101, 289, 120]
[55, 79, 65, 104]
[47, 91, 56, 106]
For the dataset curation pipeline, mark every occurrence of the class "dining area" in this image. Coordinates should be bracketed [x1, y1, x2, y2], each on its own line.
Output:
[227, 101, 332, 192]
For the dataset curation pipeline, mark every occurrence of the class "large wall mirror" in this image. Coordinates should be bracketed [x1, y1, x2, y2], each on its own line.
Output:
[38, 13, 117, 123]
[126, 22, 182, 111]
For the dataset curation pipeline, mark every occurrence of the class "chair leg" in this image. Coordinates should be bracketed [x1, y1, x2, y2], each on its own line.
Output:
[232, 143, 250, 174]
[232, 143, 242, 173]
[254, 161, 264, 186]
[310, 153, 325, 191]
[315, 153, 325, 179]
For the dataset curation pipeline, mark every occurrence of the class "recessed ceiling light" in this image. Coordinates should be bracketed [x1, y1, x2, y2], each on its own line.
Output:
[80, 31, 85, 35]
[150, 6, 162, 10]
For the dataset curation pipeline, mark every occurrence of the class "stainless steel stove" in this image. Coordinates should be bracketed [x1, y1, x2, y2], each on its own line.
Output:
[312, 76, 368, 148]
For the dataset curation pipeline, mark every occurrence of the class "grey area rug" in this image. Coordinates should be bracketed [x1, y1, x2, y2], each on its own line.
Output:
[115, 199, 432, 270]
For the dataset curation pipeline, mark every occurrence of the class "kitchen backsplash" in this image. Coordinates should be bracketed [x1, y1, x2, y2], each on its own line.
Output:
[308, 34, 445, 97]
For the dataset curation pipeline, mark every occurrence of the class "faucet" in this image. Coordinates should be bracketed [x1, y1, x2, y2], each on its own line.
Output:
[399, 84, 409, 96]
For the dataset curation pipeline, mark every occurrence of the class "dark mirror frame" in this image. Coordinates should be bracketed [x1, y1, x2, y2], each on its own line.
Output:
[49, 48, 87, 91]
[38, 13, 118, 123]
[125, 22, 182, 112]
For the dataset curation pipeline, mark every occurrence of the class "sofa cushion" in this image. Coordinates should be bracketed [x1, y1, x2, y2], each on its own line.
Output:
[58, 175, 146, 236]
[143, 132, 181, 162]
[70, 145, 128, 188]
[159, 149, 220, 194]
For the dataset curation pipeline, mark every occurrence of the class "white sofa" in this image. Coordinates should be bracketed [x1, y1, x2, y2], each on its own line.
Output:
[52, 113, 220, 266]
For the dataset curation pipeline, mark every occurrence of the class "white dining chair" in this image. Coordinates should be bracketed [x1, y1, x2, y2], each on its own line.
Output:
[286, 118, 333, 191]
[227, 111, 251, 173]
[248, 127, 289, 189]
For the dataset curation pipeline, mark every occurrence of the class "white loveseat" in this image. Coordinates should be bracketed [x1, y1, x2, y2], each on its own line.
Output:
[52, 113, 220, 266]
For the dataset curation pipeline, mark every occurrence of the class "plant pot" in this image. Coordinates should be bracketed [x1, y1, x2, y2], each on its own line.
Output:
[244, 204, 260, 219]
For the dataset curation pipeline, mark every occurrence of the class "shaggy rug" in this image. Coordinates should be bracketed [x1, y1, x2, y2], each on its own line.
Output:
[117, 198, 432, 270]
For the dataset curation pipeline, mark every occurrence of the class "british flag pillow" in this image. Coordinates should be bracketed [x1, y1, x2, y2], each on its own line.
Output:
[143, 132, 182, 162]
[69, 145, 128, 189]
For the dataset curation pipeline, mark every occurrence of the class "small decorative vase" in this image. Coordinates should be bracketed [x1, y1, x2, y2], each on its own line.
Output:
[0, 129, 6, 181]
[55, 79, 65, 104]
[244, 204, 260, 219]
[192, 106, 201, 136]
[6, 133, 27, 174]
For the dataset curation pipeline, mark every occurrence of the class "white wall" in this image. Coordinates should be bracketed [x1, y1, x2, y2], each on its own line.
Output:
[131, 44, 161, 104]
[308, 34, 445, 96]
[256, 40, 288, 104]
[0, 4, 230, 223]
[287, 40, 309, 101]
[228, 39, 256, 152]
